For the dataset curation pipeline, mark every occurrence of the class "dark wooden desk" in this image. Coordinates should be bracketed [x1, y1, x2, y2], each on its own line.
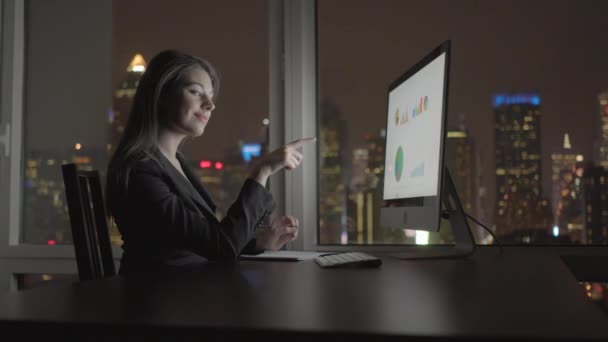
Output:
[0, 247, 607, 341]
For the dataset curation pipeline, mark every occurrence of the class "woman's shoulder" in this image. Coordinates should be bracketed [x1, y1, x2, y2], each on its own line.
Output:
[132, 154, 164, 175]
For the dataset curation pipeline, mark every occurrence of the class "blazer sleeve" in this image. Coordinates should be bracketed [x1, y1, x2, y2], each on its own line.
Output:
[126, 161, 274, 260]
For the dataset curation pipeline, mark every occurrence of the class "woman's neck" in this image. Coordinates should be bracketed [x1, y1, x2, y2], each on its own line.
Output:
[158, 128, 185, 161]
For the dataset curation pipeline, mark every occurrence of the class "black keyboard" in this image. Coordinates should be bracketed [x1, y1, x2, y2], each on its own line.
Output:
[314, 252, 382, 268]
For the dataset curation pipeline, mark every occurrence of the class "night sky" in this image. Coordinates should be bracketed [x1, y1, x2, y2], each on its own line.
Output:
[111, 0, 608, 216]
[112, 0, 270, 159]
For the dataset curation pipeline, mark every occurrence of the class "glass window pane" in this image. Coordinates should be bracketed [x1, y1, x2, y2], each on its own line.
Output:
[22, 0, 269, 245]
[22, 0, 113, 245]
[317, 0, 608, 246]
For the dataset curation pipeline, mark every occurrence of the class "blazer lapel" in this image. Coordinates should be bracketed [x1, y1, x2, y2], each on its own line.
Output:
[177, 153, 218, 214]
[158, 153, 217, 218]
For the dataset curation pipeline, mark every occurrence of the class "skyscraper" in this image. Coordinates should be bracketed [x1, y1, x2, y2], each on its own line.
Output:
[445, 123, 476, 214]
[348, 130, 385, 244]
[551, 133, 584, 240]
[109, 54, 147, 152]
[351, 148, 369, 192]
[445, 126, 479, 239]
[318, 100, 349, 244]
[493, 93, 551, 241]
[583, 163, 608, 244]
[596, 90, 608, 169]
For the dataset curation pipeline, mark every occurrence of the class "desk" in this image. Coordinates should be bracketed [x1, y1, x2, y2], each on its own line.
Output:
[0, 247, 607, 340]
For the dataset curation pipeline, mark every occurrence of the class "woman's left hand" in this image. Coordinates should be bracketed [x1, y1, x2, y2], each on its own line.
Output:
[256, 215, 299, 251]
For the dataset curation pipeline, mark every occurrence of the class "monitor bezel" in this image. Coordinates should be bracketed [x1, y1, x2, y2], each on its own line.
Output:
[381, 40, 451, 232]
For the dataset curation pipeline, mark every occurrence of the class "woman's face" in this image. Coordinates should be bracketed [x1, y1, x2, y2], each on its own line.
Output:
[167, 66, 215, 138]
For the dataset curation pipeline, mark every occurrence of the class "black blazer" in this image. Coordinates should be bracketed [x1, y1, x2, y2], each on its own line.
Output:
[108, 152, 275, 274]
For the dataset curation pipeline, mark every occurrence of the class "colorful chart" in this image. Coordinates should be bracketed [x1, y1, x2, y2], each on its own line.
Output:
[411, 162, 425, 177]
[395, 146, 404, 181]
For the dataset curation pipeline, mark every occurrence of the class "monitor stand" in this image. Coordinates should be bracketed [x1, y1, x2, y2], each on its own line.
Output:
[390, 167, 476, 259]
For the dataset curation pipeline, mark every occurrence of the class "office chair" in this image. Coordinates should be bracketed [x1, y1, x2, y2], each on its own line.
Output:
[61, 163, 116, 281]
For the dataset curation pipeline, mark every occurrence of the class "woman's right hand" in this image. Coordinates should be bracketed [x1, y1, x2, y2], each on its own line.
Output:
[255, 215, 299, 251]
[249, 137, 316, 186]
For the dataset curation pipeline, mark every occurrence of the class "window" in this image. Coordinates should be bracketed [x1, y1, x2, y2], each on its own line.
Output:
[21, 0, 270, 245]
[22, 0, 113, 245]
[316, 0, 608, 246]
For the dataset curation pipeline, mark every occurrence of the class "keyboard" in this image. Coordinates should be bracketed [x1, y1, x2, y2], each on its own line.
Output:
[240, 250, 328, 261]
[314, 252, 382, 268]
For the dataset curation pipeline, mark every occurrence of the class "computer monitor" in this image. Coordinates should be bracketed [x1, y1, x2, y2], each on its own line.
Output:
[380, 40, 450, 232]
[380, 40, 476, 259]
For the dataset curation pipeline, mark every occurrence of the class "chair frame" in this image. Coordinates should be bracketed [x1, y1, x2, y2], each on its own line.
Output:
[62, 163, 116, 281]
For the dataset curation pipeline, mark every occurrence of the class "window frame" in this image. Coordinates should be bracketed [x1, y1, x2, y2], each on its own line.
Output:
[275, 0, 318, 251]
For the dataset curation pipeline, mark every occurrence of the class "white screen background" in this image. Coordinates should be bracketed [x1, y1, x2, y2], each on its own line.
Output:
[383, 53, 446, 200]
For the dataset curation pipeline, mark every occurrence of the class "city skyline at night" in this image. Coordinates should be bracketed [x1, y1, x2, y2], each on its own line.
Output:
[18, 0, 608, 246]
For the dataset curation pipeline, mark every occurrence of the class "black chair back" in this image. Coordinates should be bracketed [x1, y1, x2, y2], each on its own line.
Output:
[62, 163, 116, 281]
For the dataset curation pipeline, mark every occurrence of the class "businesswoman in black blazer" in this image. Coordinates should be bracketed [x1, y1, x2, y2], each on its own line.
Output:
[106, 50, 315, 274]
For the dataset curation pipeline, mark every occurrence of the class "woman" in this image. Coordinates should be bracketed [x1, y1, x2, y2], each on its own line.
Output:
[106, 50, 315, 274]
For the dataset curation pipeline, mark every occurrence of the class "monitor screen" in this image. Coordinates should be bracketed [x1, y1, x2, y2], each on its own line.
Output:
[380, 41, 450, 232]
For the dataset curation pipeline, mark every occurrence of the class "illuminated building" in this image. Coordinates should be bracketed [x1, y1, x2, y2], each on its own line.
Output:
[347, 130, 385, 244]
[445, 128, 475, 216]
[551, 133, 584, 241]
[115, 54, 146, 98]
[318, 100, 349, 244]
[348, 187, 379, 244]
[351, 148, 369, 192]
[22, 146, 109, 245]
[444, 124, 484, 242]
[365, 129, 385, 179]
[583, 163, 608, 244]
[493, 93, 551, 241]
[596, 90, 608, 169]
[109, 54, 146, 153]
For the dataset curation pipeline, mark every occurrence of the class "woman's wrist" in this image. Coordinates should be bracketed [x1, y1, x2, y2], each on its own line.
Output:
[249, 165, 272, 187]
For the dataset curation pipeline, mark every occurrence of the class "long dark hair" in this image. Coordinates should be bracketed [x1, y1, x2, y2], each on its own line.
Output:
[106, 50, 220, 217]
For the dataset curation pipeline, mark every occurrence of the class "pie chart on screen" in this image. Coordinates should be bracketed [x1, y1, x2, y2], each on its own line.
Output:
[395, 146, 404, 181]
